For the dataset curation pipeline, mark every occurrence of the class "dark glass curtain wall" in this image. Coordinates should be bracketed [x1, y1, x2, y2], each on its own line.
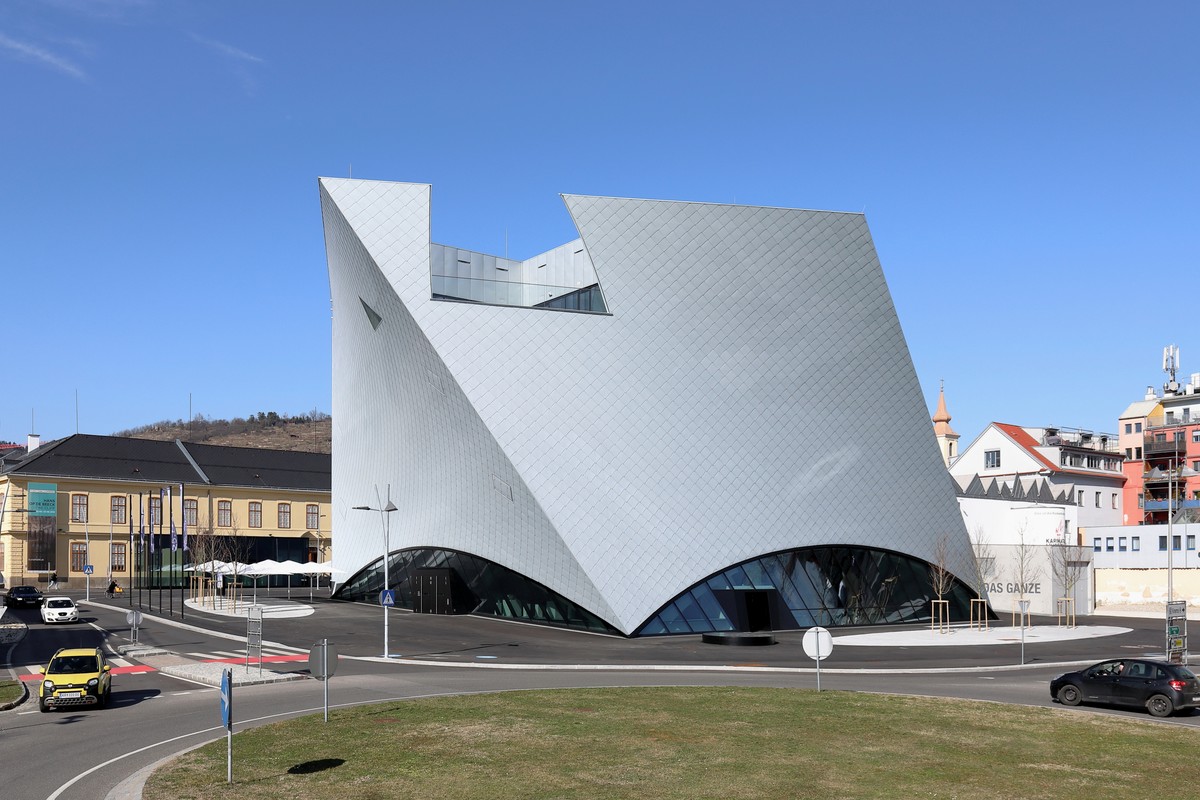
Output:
[336, 548, 618, 634]
[337, 544, 977, 638]
[636, 546, 977, 636]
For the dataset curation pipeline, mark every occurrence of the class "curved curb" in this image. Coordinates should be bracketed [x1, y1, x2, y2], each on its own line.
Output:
[103, 741, 214, 800]
[0, 676, 30, 711]
[343, 653, 1102, 674]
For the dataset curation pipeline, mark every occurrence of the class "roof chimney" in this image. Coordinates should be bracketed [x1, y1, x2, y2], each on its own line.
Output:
[27, 433, 41, 452]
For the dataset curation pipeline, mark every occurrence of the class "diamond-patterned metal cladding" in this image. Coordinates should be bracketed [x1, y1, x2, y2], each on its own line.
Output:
[321, 179, 976, 635]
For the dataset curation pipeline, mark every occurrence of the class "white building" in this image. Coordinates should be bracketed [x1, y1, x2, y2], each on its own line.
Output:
[946, 420, 1124, 615]
[320, 178, 980, 636]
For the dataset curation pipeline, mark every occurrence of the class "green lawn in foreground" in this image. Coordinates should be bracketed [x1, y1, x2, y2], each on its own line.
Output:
[143, 686, 1200, 800]
[0, 679, 22, 706]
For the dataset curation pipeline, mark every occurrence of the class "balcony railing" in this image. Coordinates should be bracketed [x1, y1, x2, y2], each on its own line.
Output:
[431, 275, 607, 313]
[1144, 499, 1200, 511]
[1144, 416, 1196, 431]
[1144, 437, 1187, 456]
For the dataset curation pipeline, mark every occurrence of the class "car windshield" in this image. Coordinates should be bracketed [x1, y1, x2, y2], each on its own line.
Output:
[47, 599, 73, 608]
[49, 655, 98, 673]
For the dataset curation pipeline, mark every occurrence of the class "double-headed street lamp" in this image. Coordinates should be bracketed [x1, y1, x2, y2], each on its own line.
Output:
[353, 495, 398, 658]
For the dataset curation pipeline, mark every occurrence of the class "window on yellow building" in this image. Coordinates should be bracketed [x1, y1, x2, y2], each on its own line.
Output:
[71, 494, 88, 522]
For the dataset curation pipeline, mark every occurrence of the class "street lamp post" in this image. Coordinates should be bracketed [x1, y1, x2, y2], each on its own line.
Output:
[353, 491, 398, 658]
[1168, 449, 1176, 603]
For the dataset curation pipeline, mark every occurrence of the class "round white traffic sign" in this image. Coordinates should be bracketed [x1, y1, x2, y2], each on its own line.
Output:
[802, 626, 833, 661]
[126, 609, 143, 626]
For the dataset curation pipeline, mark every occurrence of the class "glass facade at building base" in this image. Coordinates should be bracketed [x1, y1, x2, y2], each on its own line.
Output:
[335, 548, 619, 634]
[637, 546, 977, 636]
[336, 545, 979, 638]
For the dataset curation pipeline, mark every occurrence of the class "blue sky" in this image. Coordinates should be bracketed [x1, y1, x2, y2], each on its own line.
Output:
[1, 1, 1196, 448]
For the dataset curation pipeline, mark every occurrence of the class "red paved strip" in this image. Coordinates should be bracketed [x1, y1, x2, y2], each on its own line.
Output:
[201, 653, 307, 665]
[19, 664, 156, 681]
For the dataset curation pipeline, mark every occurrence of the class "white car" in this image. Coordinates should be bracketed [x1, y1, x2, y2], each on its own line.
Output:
[41, 597, 79, 624]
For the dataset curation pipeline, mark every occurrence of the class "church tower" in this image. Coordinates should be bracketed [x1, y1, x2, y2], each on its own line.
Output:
[932, 381, 960, 468]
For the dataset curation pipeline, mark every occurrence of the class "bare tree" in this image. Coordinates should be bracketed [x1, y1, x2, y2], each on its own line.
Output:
[969, 526, 996, 595]
[190, 513, 255, 612]
[1012, 525, 1042, 627]
[1049, 540, 1089, 625]
[929, 533, 956, 601]
[928, 533, 956, 631]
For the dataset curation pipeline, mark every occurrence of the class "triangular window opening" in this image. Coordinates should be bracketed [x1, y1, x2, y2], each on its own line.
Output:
[360, 298, 383, 331]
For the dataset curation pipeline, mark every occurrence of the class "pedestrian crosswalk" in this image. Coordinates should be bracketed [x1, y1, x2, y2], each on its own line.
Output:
[186, 646, 305, 662]
[182, 647, 307, 666]
[18, 646, 307, 681]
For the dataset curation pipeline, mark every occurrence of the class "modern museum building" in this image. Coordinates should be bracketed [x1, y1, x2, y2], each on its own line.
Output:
[319, 178, 978, 637]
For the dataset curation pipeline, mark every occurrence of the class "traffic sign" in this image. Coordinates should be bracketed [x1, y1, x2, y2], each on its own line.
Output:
[309, 640, 339, 681]
[220, 669, 232, 730]
[379, 589, 395, 607]
[126, 610, 143, 627]
[83, 564, 94, 575]
[802, 626, 834, 661]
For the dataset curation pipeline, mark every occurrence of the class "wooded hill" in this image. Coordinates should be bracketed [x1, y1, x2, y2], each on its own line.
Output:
[115, 411, 332, 454]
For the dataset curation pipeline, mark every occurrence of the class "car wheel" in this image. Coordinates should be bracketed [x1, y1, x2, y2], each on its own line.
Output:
[39, 698, 51, 713]
[1147, 694, 1174, 718]
[1057, 684, 1082, 707]
[101, 687, 111, 708]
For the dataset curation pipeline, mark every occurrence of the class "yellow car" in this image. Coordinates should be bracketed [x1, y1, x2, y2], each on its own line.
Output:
[38, 647, 112, 712]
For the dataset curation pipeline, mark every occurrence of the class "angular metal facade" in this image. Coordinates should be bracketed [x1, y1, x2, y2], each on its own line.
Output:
[320, 178, 976, 636]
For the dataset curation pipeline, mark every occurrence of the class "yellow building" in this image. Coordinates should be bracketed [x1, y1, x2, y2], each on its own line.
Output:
[0, 434, 331, 589]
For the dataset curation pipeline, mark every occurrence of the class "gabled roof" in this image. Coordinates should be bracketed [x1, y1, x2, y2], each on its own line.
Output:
[2, 434, 329, 492]
[993, 423, 1060, 472]
[1119, 399, 1160, 420]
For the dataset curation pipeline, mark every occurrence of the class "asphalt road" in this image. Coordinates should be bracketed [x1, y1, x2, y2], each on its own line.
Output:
[2, 596, 1196, 800]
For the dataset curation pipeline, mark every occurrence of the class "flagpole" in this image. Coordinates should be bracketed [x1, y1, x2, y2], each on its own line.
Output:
[158, 488, 164, 613]
[138, 493, 144, 609]
[128, 493, 134, 606]
[180, 482, 187, 620]
[168, 486, 173, 617]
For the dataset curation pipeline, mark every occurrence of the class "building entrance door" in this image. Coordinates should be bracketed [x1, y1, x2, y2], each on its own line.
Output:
[744, 590, 772, 631]
[416, 568, 452, 614]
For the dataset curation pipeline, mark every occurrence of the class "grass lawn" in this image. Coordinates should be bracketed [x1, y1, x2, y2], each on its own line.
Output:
[143, 686, 1200, 800]
[0, 679, 22, 706]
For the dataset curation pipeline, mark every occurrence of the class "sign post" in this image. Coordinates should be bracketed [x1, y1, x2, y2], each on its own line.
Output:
[1019, 599, 1031, 665]
[308, 639, 339, 722]
[1166, 600, 1188, 665]
[379, 589, 395, 658]
[802, 626, 834, 692]
[220, 668, 233, 784]
[126, 609, 143, 645]
[246, 605, 264, 672]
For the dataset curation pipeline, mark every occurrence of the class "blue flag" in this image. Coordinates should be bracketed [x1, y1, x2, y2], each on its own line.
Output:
[168, 485, 178, 552]
[139, 493, 146, 551]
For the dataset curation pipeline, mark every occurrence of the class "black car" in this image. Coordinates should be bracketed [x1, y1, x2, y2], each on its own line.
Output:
[4, 585, 44, 608]
[1051, 658, 1200, 718]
